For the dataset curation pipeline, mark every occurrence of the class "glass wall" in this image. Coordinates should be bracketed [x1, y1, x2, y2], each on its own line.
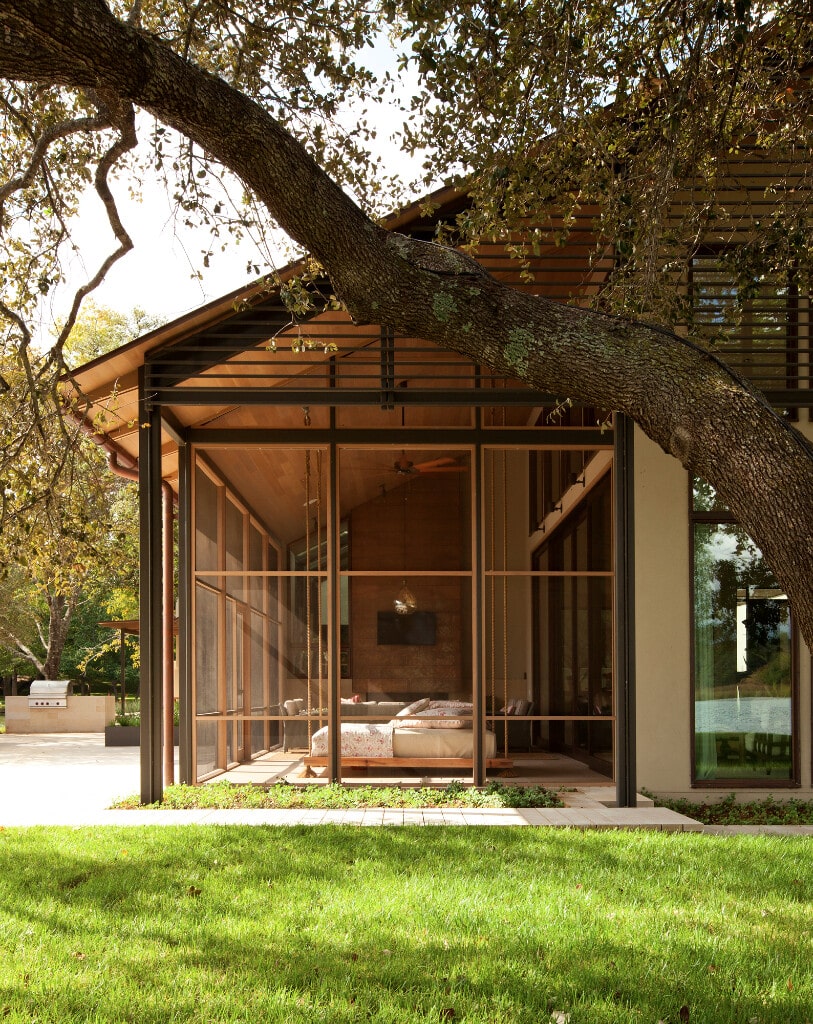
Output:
[531, 473, 614, 775]
[692, 479, 795, 782]
[192, 449, 325, 780]
[337, 448, 474, 772]
[189, 435, 614, 782]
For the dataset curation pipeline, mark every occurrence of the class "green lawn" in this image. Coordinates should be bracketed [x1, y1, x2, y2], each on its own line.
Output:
[1, 828, 811, 1023]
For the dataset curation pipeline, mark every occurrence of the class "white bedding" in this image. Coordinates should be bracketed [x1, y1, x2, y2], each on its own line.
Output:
[393, 727, 497, 758]
[308, 722, 497, 758]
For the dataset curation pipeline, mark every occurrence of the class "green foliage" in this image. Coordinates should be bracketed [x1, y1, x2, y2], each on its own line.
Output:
[0, 306, 141, 678]
[60, 593, 138, 688]
[110, 699, 179, 727]
[61, 301, 164, 368]
[651, 790, 813, 825]
[390, 0, 813, 321]
[114, 779, 564, 810]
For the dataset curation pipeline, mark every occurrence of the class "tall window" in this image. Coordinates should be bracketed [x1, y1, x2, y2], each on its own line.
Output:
[691, 479, 796, 784]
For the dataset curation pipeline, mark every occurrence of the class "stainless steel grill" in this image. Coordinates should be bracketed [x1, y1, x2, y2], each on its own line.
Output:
[28, 680, 72, 708]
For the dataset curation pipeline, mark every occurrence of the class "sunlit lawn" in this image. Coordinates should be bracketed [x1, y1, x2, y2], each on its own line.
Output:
[0, 827, 811, 1023]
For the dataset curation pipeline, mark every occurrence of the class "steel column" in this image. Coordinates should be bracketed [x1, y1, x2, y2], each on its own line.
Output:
[328, 443, 341, 782]
[139, 369, 164, 804]
[472, 443, 485, 786]
[614, 413, 637, 807]
[177, 439, 193, 784]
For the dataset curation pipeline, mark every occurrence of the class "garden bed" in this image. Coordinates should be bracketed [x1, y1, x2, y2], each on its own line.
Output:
[652, 792, 813, 825]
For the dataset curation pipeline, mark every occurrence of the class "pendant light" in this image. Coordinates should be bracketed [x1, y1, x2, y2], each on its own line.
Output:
[394, 479, 416, 615]
[394, 579, 417, 616]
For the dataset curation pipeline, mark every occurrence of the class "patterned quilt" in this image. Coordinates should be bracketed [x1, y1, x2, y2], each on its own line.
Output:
[309, 722, 394, 758]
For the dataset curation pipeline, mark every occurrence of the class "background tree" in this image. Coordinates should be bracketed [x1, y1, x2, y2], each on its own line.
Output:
[0, 1, 812, 643]
[0, 306, 143, 679]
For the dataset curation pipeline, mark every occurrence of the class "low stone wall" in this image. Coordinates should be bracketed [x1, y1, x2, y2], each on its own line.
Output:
[5, 695, 115, 734]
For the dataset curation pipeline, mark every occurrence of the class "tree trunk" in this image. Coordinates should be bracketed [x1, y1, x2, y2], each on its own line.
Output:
[1, 0, 813, 646]
[43, 592, 75, 680]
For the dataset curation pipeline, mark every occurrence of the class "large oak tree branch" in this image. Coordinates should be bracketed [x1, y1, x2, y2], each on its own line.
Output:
[1, 0, 812, 647]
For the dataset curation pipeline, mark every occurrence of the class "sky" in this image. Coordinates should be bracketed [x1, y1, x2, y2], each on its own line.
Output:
[61, 170, 286, 327]
[53, 43, 426, 334]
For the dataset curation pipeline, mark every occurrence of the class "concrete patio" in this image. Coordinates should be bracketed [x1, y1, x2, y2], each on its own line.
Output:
[1, 733, 806, 832]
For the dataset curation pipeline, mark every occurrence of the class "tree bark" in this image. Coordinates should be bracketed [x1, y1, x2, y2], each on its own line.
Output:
[43, 592, 75, 680]
[1, 0, 812, 647]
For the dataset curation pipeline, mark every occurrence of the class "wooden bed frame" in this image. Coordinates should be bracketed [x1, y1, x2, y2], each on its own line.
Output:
[302, 755, 514, 775]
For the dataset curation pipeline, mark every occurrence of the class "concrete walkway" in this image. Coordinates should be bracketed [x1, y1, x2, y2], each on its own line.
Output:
[1, 733, 810, 833]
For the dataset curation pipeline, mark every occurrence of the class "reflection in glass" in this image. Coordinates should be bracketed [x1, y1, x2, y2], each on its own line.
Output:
[694, 523, 791, 780]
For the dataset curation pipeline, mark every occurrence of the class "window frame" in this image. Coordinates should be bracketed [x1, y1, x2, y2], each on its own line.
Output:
[689, 477, 800, 788]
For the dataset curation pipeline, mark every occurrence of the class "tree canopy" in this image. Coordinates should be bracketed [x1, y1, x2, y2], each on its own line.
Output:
[0, 0, 812, 643]
[0, 306, 142, 678]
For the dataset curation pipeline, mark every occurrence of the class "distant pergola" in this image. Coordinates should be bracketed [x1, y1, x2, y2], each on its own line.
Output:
[99, 619, 178, 717]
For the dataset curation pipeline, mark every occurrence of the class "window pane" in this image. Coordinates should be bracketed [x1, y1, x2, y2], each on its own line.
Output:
[691, 476, 729, 514]
[693, 523, 792, 780]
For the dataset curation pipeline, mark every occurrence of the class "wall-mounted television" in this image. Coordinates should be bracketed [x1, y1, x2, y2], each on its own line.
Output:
[377, 610, 436, 646]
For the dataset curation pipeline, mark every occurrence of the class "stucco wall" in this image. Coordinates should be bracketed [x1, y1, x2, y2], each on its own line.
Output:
[5, 695, 115, 733]
[634, 420, 813, 799]
[633, 427, 693, 794]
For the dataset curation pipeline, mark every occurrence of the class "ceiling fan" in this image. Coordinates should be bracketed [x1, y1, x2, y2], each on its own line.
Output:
[392, 453, 468, 476]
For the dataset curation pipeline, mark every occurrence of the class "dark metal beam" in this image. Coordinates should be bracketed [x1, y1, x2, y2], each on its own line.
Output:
[147, 387, 562, 407]
[614, 413, 636, 808]
[380, 328, 395, 409]
[186, 427, 613, 448]
[139, 370, 164, 804]
[472, 443, 485, 787]
[143, 281, 335, 387]
[144, 296, 325, 389]
[328, 442, 341, 782]
[177, 439, 193, 784]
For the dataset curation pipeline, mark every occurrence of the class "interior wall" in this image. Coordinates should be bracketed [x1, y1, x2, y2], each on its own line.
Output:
[348, 473, 470, 700]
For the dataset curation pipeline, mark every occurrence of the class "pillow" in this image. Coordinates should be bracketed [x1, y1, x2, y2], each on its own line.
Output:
[499, 700, 517, 715]
[394, 697, 432, 718]
[513, 699, 532, 717]
[405, 707, 471, 729]
[283, 698, 304, 717]
[428, 700, 473, 712]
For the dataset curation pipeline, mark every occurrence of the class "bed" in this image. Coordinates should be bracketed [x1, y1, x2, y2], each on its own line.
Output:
[302, 698, 513, 773]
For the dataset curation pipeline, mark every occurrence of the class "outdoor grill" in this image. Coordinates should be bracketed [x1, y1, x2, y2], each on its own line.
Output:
[28, 680, 72, 709]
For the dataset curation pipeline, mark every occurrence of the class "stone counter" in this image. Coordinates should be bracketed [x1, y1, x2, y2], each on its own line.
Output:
[5, 695, 115, 733]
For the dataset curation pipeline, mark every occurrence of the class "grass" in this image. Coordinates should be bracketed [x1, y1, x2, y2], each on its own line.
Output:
[112, 779, 565, 810]
[651, 791, 813, 826]
[111, 697, 179, 728]
[0, 827, 812, 1022]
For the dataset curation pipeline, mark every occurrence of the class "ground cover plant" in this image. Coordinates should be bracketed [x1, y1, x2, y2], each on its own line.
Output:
[652, 792, 813, 826]
[0, 828, 811, 1023]
[112, 780, 564, 810]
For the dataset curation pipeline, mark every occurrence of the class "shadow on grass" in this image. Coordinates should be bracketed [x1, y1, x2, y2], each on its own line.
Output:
[0, 828, 811, 1022]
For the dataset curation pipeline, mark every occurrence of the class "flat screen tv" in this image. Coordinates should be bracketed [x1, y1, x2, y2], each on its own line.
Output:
[377, 610, 436, 646]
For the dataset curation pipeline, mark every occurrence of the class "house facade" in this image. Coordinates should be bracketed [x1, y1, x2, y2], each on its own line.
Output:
[70, 174, 812, 805]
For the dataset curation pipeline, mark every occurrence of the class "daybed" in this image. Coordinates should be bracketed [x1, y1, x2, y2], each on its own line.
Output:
[280, 698, 408, 752]
[300, 698, 513, 772]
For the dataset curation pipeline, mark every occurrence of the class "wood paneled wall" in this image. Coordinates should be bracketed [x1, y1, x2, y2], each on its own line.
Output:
[348, 473, 472, 700]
